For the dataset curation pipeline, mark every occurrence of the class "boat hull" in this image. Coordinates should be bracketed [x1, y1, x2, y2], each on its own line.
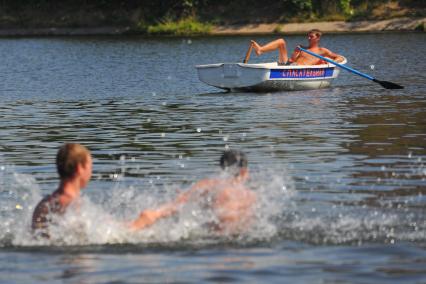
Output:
[196, 59, 346, 92]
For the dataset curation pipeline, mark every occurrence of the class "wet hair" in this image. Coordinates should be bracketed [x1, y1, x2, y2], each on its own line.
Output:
[56, 143, 91, 180]
[220, 150, 248, 171]
[308, 29, 322, 38]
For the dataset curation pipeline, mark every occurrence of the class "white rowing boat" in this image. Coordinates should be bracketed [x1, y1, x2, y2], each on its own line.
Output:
[195, 57, 347, 92]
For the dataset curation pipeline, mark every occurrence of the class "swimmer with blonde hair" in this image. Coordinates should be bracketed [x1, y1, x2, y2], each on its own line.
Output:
[32, 143, 93, 238]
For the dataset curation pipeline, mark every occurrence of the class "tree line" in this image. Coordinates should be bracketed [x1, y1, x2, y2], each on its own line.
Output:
[0, 0, 423, 28]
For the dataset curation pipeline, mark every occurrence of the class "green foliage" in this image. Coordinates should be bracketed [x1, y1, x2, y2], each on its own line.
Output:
[273, 24, 284, 33]
[415, 22, 424, 31]
[287, 0, 352, 19]
[339, 0, 352, 15]
[145, 17, 212, 36]
[290, 0, 313, 11]
[0, 0, 423, 30]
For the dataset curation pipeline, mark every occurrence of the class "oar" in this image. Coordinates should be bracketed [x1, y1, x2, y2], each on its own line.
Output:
[298, 47, 404, 89]
[243, 43, 253, 64]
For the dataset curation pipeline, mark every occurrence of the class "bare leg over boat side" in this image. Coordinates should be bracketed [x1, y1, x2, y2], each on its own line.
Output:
[251, 39, 289, 64]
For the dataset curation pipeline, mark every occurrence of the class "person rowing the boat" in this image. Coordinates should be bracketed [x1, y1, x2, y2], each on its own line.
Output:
[250, 29, 344, 65]
[130, 150, 257, 235]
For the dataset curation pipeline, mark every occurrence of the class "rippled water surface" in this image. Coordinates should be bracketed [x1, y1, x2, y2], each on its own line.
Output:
[0, 33, 425, 283]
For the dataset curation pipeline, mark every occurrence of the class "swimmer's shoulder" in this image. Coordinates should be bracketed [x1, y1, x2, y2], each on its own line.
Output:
[32, 194, 63, 225]
[32, 195, 52, 230]
[192, 177, 223, 189]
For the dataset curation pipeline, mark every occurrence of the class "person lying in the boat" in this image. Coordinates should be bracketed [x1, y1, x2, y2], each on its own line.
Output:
[250, 29, 344, 65]
[31, 143, 93, 238]
[130, 150, 257, 235]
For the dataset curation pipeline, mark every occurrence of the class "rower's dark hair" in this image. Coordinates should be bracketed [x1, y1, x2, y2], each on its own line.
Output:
[308, 29, 322, 37]
[220, 150, 248, 170]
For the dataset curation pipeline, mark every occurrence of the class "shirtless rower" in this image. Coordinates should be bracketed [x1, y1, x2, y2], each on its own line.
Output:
[250, 29, 344, 65]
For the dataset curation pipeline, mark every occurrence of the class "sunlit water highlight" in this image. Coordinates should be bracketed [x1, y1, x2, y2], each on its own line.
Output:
[0, 33, 425, 283]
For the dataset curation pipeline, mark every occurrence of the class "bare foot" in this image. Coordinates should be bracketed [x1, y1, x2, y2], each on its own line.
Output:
[250, 40, 262, 56]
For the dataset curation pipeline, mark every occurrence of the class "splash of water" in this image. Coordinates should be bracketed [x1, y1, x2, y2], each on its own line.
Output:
[0, 163, 424, 248]
[0, 165, 42, 246]
[0, 164, 294, 247]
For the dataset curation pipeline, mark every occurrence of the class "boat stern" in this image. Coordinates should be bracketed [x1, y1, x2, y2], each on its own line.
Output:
[196, 63, 269, 90]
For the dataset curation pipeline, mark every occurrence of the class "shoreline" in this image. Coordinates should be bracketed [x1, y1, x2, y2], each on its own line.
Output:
[0, 17, 424, 37]
[212, 17, 425, 35]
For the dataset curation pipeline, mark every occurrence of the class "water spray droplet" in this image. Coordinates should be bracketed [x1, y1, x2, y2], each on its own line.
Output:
[110, 173, 120, 180]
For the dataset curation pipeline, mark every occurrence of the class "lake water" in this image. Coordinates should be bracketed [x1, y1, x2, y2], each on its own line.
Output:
[0, 32, 425, 283]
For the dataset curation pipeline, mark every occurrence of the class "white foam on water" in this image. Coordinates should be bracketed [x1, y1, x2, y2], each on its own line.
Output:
[0, 164, 296, 247]
[0, 163, 424, 247]
[0, 166, 43, 246]
[277, 200, 426, 245]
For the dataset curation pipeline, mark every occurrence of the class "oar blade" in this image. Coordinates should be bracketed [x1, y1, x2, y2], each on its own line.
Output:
[373, 79, 404, 89]
[298, 47, 405, 90]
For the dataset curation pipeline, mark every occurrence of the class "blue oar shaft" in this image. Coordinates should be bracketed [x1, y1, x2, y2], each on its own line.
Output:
[298, 47, 375, 81]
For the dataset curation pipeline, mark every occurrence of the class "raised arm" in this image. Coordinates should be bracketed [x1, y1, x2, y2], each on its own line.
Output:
[129, 178, 220, 231]
[129, 202, 177, 231]
[174, 178, 218, 204]
[289, 45, 304, 63]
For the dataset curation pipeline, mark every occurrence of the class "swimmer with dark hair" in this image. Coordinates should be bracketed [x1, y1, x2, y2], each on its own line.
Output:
[130, 150, 256, 234]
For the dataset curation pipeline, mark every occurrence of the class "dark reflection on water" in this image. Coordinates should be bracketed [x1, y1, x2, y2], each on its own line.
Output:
[0, 33, 425, 283]
[2, 243, 426, 283]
